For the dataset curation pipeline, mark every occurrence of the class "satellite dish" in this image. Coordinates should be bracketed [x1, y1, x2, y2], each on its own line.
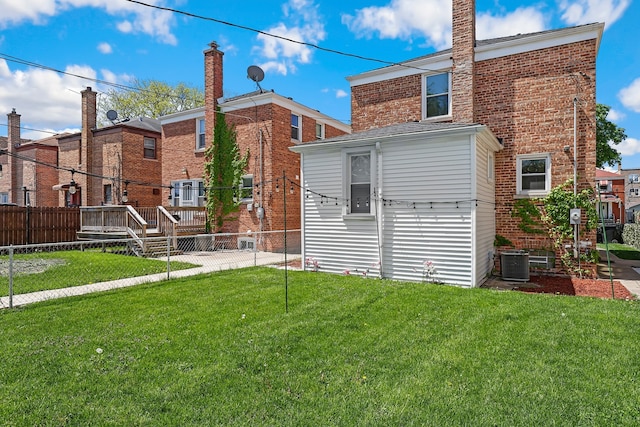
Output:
[247, 65, 264, 83]
[247, 65, 265, 93]
[106, 110, 118, 122]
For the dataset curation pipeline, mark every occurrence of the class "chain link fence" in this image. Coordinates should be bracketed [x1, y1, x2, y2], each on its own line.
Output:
[0, 230, 300, 309]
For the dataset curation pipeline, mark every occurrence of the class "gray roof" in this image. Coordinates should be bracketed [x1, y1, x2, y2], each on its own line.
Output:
[300, 121, 483, 146]
[115, 117, 161, 133]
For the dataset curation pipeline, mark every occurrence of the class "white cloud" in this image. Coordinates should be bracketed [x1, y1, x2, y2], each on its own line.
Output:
[619, 78, 640, 113]
[342, 0, 451, 50]
[0, 0, 177, 45]
[0, 59, 116, 136]
[559, 0, 630, 29]
[607, 108, 625, 122]
[476, 7, 547, 40]
[254, 0, 326, 75]
[335, 89, 348, 98]
[617, 138, 640, 156]
[342, 0, 547, 50]
[97, 42, 112, 54]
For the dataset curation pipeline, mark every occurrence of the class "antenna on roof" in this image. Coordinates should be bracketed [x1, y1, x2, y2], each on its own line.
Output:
[247, 65, 265, 93]
[106, 109, 118, 124]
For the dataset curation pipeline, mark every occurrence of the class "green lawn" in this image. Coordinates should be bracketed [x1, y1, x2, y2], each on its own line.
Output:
[0, 250, 196, 296]
[598, 242, 640, 260]
[1, 268, 639, 426]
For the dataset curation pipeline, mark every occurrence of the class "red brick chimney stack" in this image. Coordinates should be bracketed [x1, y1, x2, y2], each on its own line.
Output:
[204, 41, 224, 147]
[451, 0, 476, 123]
[7, 108, 20, 203]
[81, 87, 97, 206]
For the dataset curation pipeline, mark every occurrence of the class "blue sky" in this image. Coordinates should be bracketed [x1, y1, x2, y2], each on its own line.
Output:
[0, 0, 638, 168]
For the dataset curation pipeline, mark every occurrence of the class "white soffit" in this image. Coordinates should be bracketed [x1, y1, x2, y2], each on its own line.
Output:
[475, 23, 604, 61]
[159, 107, 205, 125]
[347, 55, 453, 87]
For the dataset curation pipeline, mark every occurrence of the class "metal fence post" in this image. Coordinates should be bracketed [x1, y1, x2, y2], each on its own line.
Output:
[167, 236, 171, 280]
[9, 245, 14, 309]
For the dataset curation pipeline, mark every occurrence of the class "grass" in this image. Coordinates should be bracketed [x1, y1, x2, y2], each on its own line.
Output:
[1, 268, 639, 425]
[597, 242, 640, 260]
[0, 250, 196, 296]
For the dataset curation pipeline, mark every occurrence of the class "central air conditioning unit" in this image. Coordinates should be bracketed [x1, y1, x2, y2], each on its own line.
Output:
[238, 237, 255, 251]
[501, 251, 530, 281]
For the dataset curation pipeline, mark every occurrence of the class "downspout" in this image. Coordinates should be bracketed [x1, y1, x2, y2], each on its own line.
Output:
[376, 141, 384, 278]
[259, 128, 264, 237]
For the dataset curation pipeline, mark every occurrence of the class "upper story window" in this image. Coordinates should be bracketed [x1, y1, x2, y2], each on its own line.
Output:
[630, 188, 639, 196]
[516, 153, 551, 197]
[197, 118, 206, 150]
[598, 181, 611, 192]
[144, 137, 156, 159]
[423, 72, 451, 119]
[315, 123, 324, 140]
[103, 184, 112, 204]
[629, 174, 639, 183]
[291, 114, 301, 141]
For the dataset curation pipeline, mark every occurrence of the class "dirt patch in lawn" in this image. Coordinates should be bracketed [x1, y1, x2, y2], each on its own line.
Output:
[0, 258, 66, 276]
[516, 275, 633, 300]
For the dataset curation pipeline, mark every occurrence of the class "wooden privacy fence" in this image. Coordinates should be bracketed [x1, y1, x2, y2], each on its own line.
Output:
[0, 206, 80, 246]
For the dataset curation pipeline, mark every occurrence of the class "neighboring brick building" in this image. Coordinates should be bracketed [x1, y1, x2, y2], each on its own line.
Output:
[56, 87, 163, 207]
[0, 108, 61, 207]
[596, 169, 625, 223]
[347, 0, 600, 255]
[160, 42, 350, 234]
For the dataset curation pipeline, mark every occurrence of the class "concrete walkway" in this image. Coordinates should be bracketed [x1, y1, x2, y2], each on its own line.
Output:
[597, 250, 640, 297]
[1, 252, 300, 309]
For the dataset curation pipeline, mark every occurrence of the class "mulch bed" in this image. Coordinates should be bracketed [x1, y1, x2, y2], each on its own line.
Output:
[518, 275, 634, 300]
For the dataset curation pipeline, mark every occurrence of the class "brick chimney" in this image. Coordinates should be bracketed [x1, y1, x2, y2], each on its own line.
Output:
[204, 41, 224, 147]
[81, 87, 97, 206]
[451, 0, 476, 123]
[7, 108, 21, 203]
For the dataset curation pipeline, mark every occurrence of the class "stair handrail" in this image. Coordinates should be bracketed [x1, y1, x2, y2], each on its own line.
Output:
[125, 205, 148, 253]
[157, 206, 179, 249]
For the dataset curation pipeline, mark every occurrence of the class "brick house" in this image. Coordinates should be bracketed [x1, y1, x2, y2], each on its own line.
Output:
[0, 109, 61, 206]
[595, 169, 625, 223]
[291, 0, 601, 286]
[160, 42, 350, 235]
[56, 87, 163, 207]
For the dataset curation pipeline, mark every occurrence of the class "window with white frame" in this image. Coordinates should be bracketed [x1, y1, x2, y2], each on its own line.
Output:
[0, 193, 8, 204]
[170, 179, 205, 207]
[144, 137, 156, 159]
[291, 114, 301, 141]
[423, 72, 450, 119]
[315, 123, 324, 140]
[630, 188, 639, 196]
[239, 175, 253, 203]
[630, 174, 640, 183]
[197, 118, 206, 150]
[487, 151, 495, 182]
[516, 153, 551, 196]
[346, 151, 373, 214]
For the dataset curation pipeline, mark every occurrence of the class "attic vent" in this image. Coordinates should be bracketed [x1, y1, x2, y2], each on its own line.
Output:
[501, 251, 529, 281]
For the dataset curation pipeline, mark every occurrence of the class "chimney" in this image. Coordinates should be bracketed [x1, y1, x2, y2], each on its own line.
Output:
[7, 108, 21, 203]
[81, 87, 97, 206]
[451, 0, 476, 123]
[204, 41, 224, 147]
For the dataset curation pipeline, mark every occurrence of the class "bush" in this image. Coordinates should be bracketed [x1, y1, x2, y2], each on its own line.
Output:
[622, 223, 640, 249]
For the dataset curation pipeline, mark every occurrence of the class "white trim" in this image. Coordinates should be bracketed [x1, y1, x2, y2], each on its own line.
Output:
[348, 56, 452, 86]
[291, 113, 301, 141]
[342, 146, 377, 217]
[487, 151, 495, 183]
[516, 153, 551, 197]
[196, 118, 206, 151]
[220, 91, 351, 134]
[476, 23, 604, 61]
[159, 107, 205, 125]
[421, 71, 452, 120]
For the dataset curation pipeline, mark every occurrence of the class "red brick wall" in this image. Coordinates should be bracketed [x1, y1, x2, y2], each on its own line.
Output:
[119, 127, 163, 207]
[475, 40, 597, 249]
[351, 75, 422, 132]
[161, 118, 206, 201]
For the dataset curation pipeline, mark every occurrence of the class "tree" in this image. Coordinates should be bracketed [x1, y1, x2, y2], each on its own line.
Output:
[98, 79, 204, 126]
[596, 103, 627, 168]
[203, 110, 249, 232]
